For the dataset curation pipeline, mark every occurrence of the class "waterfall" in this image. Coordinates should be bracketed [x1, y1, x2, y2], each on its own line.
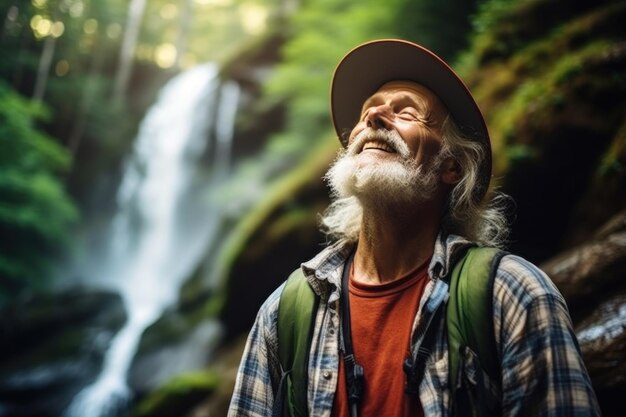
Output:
[64, 64, 239, 417]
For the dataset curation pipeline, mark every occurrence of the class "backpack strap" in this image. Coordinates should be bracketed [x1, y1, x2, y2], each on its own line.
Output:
[274, 268, 319, 417]
[447, 246, 507, 417]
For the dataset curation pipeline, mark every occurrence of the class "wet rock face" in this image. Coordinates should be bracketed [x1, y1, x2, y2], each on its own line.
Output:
[541, 210, 626, 320]
[0, 287, 126, 417]
[576, 293, 626, 387]
[128, 315, 222, 396]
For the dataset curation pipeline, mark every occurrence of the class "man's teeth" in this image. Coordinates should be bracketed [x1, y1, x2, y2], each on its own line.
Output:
[362, 141, 395, 152]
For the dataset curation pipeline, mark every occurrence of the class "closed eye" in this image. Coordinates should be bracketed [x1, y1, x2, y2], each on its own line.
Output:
[398, 110, 418, 120]
[398, 107, 435, 126]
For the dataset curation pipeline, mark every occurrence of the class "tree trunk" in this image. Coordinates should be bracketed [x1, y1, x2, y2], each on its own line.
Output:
[113, 0, 148, 103]
[32, 35, 57, 103]
[174, 0, 193, 68]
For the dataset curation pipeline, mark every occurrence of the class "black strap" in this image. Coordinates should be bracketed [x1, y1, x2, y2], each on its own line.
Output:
[340, 251, 364, 417]
[273, 365, 290, 417]
[403, 246, 473, 396]
[403, 294, 447, 395]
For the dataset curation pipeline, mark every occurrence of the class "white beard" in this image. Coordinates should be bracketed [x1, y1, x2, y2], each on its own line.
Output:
[325, 129, 441, 206]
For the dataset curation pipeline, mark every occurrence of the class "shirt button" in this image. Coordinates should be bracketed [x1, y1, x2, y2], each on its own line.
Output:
[323, 371, 332, 379]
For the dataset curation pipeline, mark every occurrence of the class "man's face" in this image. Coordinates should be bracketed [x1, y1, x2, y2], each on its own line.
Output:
[347, 80, 448, 169]
[326, 81, 450, 205]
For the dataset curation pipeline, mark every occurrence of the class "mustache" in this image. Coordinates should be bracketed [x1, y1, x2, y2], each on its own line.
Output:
[346, 128, 411, 158]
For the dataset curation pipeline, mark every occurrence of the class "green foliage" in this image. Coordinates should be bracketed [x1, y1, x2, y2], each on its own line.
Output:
[393, 0, 479, 60]
[0, 81, 77, 302]
[263, 0, 400, 146]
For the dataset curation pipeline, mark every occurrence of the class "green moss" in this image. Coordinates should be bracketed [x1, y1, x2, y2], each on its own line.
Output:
[468, 0, 556, 66]
[202, 295, 224, 319]
[485, 40, 623, 173]
[135, 313, 193, 355]
[265, 208, 316, 243]
[467, 0, 622, 69]
[455, 0, 626, 183]
[462, 2, 626, 96]
[134, 371, 220, 417]
[506, 144, 538, 164]
[599, 121, 626, 177]
[241, 204, 322, 264]
[503, 2, 625, 78]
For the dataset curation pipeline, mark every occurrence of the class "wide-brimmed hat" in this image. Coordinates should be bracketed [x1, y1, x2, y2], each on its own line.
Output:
[330, 39, 492, 200]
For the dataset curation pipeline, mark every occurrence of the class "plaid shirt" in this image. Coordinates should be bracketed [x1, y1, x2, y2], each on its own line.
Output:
[228, 233, 600, 417]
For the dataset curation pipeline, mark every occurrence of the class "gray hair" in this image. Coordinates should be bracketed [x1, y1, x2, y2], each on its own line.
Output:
[320, 117, 511, 248]
[437, 117, 510, 248]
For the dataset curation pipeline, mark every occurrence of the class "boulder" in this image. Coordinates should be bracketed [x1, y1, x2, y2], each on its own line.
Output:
[0, 287, 125, 417]
[128, 314, 222, 395]
[541, 210, 626, 321]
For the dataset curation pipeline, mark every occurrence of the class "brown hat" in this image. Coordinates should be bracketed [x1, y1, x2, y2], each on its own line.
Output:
[330, 39, 491, 200]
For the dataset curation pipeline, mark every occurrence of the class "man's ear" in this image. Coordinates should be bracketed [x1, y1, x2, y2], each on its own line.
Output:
[440, 157, 462, 185]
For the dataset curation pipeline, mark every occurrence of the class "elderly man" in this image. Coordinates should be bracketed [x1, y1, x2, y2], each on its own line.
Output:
[228, 40, 599, 417]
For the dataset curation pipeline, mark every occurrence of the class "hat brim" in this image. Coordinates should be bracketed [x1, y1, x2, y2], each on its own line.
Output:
[330, 39, 492, 199]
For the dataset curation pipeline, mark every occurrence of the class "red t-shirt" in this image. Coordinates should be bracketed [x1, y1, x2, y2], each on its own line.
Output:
[331, 260, 429, 417]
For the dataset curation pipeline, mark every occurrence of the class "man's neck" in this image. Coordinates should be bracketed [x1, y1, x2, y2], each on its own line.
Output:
[352, 200, 441, 285]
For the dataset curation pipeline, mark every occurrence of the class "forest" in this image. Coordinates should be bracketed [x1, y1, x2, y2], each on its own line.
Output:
[0, 0, 625, 416]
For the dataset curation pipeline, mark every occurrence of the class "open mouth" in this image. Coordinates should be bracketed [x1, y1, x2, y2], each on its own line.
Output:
[361, 140, 396, 153]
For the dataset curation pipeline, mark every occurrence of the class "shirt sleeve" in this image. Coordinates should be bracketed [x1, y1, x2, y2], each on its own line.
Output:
[493, 255, 601, 417]
[228, 284, 283, 417]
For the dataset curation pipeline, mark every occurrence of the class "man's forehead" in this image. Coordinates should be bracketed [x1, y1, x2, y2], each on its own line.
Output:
[367, 80, 439, 101]
[361, 80, 448, 114]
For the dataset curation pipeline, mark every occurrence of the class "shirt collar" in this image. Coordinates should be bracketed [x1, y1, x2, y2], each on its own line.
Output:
[301, 239, 354, 303]
[301, 231, 474, 302]
[429, 231, 474, 279]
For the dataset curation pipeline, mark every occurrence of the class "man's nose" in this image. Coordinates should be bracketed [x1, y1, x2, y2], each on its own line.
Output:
[365, 105, 392, 130]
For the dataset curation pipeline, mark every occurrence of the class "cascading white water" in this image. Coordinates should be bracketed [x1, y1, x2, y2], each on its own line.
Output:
[64, 64, 239, 417]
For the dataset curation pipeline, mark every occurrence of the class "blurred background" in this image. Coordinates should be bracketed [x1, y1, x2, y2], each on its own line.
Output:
[0, 0, 625, 416]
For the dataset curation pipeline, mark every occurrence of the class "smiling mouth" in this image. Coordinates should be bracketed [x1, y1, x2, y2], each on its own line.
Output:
[361, 140, 396, 153]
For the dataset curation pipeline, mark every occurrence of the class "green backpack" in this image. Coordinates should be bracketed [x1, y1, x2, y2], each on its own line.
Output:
[275, 246, 506, 417]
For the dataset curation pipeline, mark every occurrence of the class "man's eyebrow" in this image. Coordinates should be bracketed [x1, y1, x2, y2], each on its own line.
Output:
[398, 93, 430, 111]
[360, 94, 383, 114]
[360, 92, 429, 114]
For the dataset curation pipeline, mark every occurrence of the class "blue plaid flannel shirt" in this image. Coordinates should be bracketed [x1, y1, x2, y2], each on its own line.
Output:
[228, 233, 600, 417]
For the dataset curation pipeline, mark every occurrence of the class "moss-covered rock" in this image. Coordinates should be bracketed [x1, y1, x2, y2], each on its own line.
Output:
[133, 370, 220, 417]
[217, 136, 336, 339]
[131, 334, 247, 417]
[128, 314, 222, 395]
[461, 0, 626, 261]
[0, 287, 126, 417]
